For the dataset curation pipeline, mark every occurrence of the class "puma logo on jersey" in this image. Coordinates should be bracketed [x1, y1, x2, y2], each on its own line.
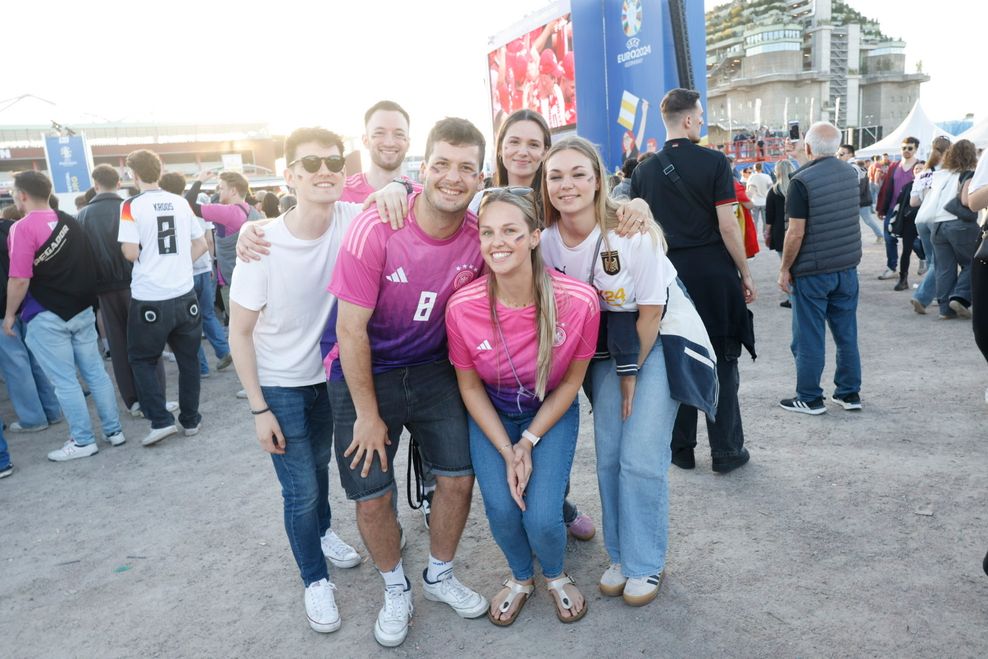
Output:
[385, 267, 408, 283]
[476, 340, 493, 351]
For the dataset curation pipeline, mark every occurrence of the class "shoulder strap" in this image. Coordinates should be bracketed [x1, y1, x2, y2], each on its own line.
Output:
[656, 149, 722, 232]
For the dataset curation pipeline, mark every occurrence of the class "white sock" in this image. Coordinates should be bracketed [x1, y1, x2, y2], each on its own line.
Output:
[380, 559, 407, 590]
[426, 554, 453, 582]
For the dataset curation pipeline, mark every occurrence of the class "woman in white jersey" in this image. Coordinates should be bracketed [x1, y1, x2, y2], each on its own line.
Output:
[539, 136, 679, 607]
[446, 188, 599, 625]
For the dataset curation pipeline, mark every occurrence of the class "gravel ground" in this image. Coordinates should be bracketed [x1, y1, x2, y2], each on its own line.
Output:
[2, 237, 987, 658]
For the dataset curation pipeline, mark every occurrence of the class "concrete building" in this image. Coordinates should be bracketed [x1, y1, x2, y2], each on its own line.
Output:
[705, 0, 929, 146]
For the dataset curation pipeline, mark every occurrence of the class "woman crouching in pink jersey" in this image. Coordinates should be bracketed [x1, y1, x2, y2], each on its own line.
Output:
[444, 188, 599, 626]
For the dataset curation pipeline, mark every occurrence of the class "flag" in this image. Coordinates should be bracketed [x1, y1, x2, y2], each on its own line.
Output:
[617, 90, 639, 130]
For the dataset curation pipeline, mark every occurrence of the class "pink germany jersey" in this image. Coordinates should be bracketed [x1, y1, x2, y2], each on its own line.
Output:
[445, 270, 600, 414]
[327, 192, 485, 380]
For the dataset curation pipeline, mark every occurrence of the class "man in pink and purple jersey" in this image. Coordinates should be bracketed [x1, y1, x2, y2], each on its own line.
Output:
[341, 100, 414, 204]
[328, 118, 489, 647]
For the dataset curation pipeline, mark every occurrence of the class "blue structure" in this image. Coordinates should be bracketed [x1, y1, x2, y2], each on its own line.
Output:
[570, 0, 707, 170]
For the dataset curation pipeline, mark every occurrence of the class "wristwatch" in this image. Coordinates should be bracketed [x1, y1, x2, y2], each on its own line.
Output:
[521, 429, 541, 448]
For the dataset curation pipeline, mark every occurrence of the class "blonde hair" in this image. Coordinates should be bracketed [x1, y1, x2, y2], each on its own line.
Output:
[773, 159, 794, 196]
[542, 136, 664, 252]
[478, 189, 556, 400]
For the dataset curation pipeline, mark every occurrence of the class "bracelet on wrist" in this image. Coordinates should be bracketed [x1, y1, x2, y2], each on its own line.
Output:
[498, 443, 511, 454]
[250, 406, 271, 416]
[521, 429, 541, 448]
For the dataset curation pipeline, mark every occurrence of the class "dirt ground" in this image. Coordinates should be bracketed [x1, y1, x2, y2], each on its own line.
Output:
[2, 237, 987, 658]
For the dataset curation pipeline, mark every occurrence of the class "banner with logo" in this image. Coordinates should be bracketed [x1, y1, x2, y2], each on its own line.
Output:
[569, 0, 707, 171]
[42, 134, 93, 194]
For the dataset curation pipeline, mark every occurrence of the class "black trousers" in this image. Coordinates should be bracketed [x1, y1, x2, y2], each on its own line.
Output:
[127, 290, 202, 429]
[671, 338, 745, 461]
[972, 257, 988, 365]
[99, 287, 164, 408]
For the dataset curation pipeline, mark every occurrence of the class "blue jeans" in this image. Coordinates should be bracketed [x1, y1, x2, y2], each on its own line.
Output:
[263, 383, 334, 586]
[0, 419, 9, 469]
[931, 220, 980, 315]
[590, 341, 679, 578]
[194, 271, 229, 374]
[469, 400, 579, 581]
[23, 308, 122, 446]
[790, 269, 862, 401]
[859, 206, 882, 239]
[0, 317, 61, 428]
[914, 222, 937, 306]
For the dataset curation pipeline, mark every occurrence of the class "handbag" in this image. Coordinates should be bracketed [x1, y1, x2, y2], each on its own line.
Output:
[975, 228, 988, 262]
[944, 171, 978, 222]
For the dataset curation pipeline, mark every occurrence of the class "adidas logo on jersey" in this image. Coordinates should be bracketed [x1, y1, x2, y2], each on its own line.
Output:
[386, 267, 408, 283]
[476, 340, 493, 351]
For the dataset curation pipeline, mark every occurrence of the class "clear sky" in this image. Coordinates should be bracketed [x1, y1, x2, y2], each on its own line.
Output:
[1, 0, 978, 155]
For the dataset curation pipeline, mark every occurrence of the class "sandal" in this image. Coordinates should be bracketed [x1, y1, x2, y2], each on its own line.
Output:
[487, 578, 534, 627]
[545, 574, 588, 623]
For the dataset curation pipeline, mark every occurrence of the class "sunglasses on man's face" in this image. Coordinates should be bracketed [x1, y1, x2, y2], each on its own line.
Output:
[290, 155, 346, 174]
[901, 145, 915, 152]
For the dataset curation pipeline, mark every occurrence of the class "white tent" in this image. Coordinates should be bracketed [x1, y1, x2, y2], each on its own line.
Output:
[956, 115, 988, 149]
[856, 100, 955, 159]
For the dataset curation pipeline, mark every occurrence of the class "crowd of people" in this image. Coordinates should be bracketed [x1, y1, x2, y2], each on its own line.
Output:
[1, 88, 986, 648]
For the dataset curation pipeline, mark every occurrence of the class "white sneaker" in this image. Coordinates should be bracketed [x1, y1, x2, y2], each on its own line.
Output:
[48, 440, 99, 462]
[599, 563, 627, 597]
[166, 400, 179, 412]
[321, 529, 361, 568]
[129, 402, 142, 418]
[422, 569, 488, 618]
[141, 425, 178, 447]
[877, 268, 897, 280]
[9, 421, 48, 433]
[236, 389, 248, 399]
[106, 431, 126, 447]
[162, 350, 176, 363]
[183, 422, 202, 437]
[622, 573, 663, 607]
[375, 581, 413, 647]
[304, 578, 341, 633]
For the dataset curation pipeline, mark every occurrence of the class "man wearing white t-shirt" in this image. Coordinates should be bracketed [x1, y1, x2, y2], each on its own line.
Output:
[119, 150, 207, 447]
[745, 162, 773, 233]
[228, 127, 368, 635]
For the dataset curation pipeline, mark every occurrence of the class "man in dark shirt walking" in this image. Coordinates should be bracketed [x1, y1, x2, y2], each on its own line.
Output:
[631, 88, 755, 474]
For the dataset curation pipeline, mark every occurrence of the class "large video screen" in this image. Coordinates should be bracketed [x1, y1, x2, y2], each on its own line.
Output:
[488, 12, 576, 137]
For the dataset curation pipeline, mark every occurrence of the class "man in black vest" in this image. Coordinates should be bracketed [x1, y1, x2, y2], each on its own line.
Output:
[3, 171, 125, 461]
[778, 121, 863, 415]
[631, 88, 755, 474]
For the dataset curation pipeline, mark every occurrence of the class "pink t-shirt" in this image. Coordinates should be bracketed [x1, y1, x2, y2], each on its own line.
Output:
[445, 270, 600, 414]
[200, 202, 249, 238]
[340, 173, 376, 203]
[7, 209, 60, 322]
[7, 209, 58, 278]
[326, 192, 485, 379]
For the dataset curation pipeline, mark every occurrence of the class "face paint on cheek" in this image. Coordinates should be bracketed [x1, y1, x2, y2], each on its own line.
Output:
[513, 234, 526, 244]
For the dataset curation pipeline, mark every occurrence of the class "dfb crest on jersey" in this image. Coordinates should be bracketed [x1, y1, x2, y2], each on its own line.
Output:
[600, 250, 621, 275]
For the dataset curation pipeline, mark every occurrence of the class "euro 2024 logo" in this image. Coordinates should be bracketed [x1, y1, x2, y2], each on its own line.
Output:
[622, 0, 643, 38]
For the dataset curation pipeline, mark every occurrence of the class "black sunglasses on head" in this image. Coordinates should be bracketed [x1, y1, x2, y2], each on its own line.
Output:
[289, 155, 346, 174]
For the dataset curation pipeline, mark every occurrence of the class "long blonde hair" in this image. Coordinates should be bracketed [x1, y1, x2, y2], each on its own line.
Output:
[773, 159, 794, 196]
[542, 136, 664, 252]
[478, 189, 556, 400]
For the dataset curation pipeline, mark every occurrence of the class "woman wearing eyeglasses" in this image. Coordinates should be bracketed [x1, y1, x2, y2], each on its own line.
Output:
[445, 188, 600, 625]
[539, 136, 680, 607]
